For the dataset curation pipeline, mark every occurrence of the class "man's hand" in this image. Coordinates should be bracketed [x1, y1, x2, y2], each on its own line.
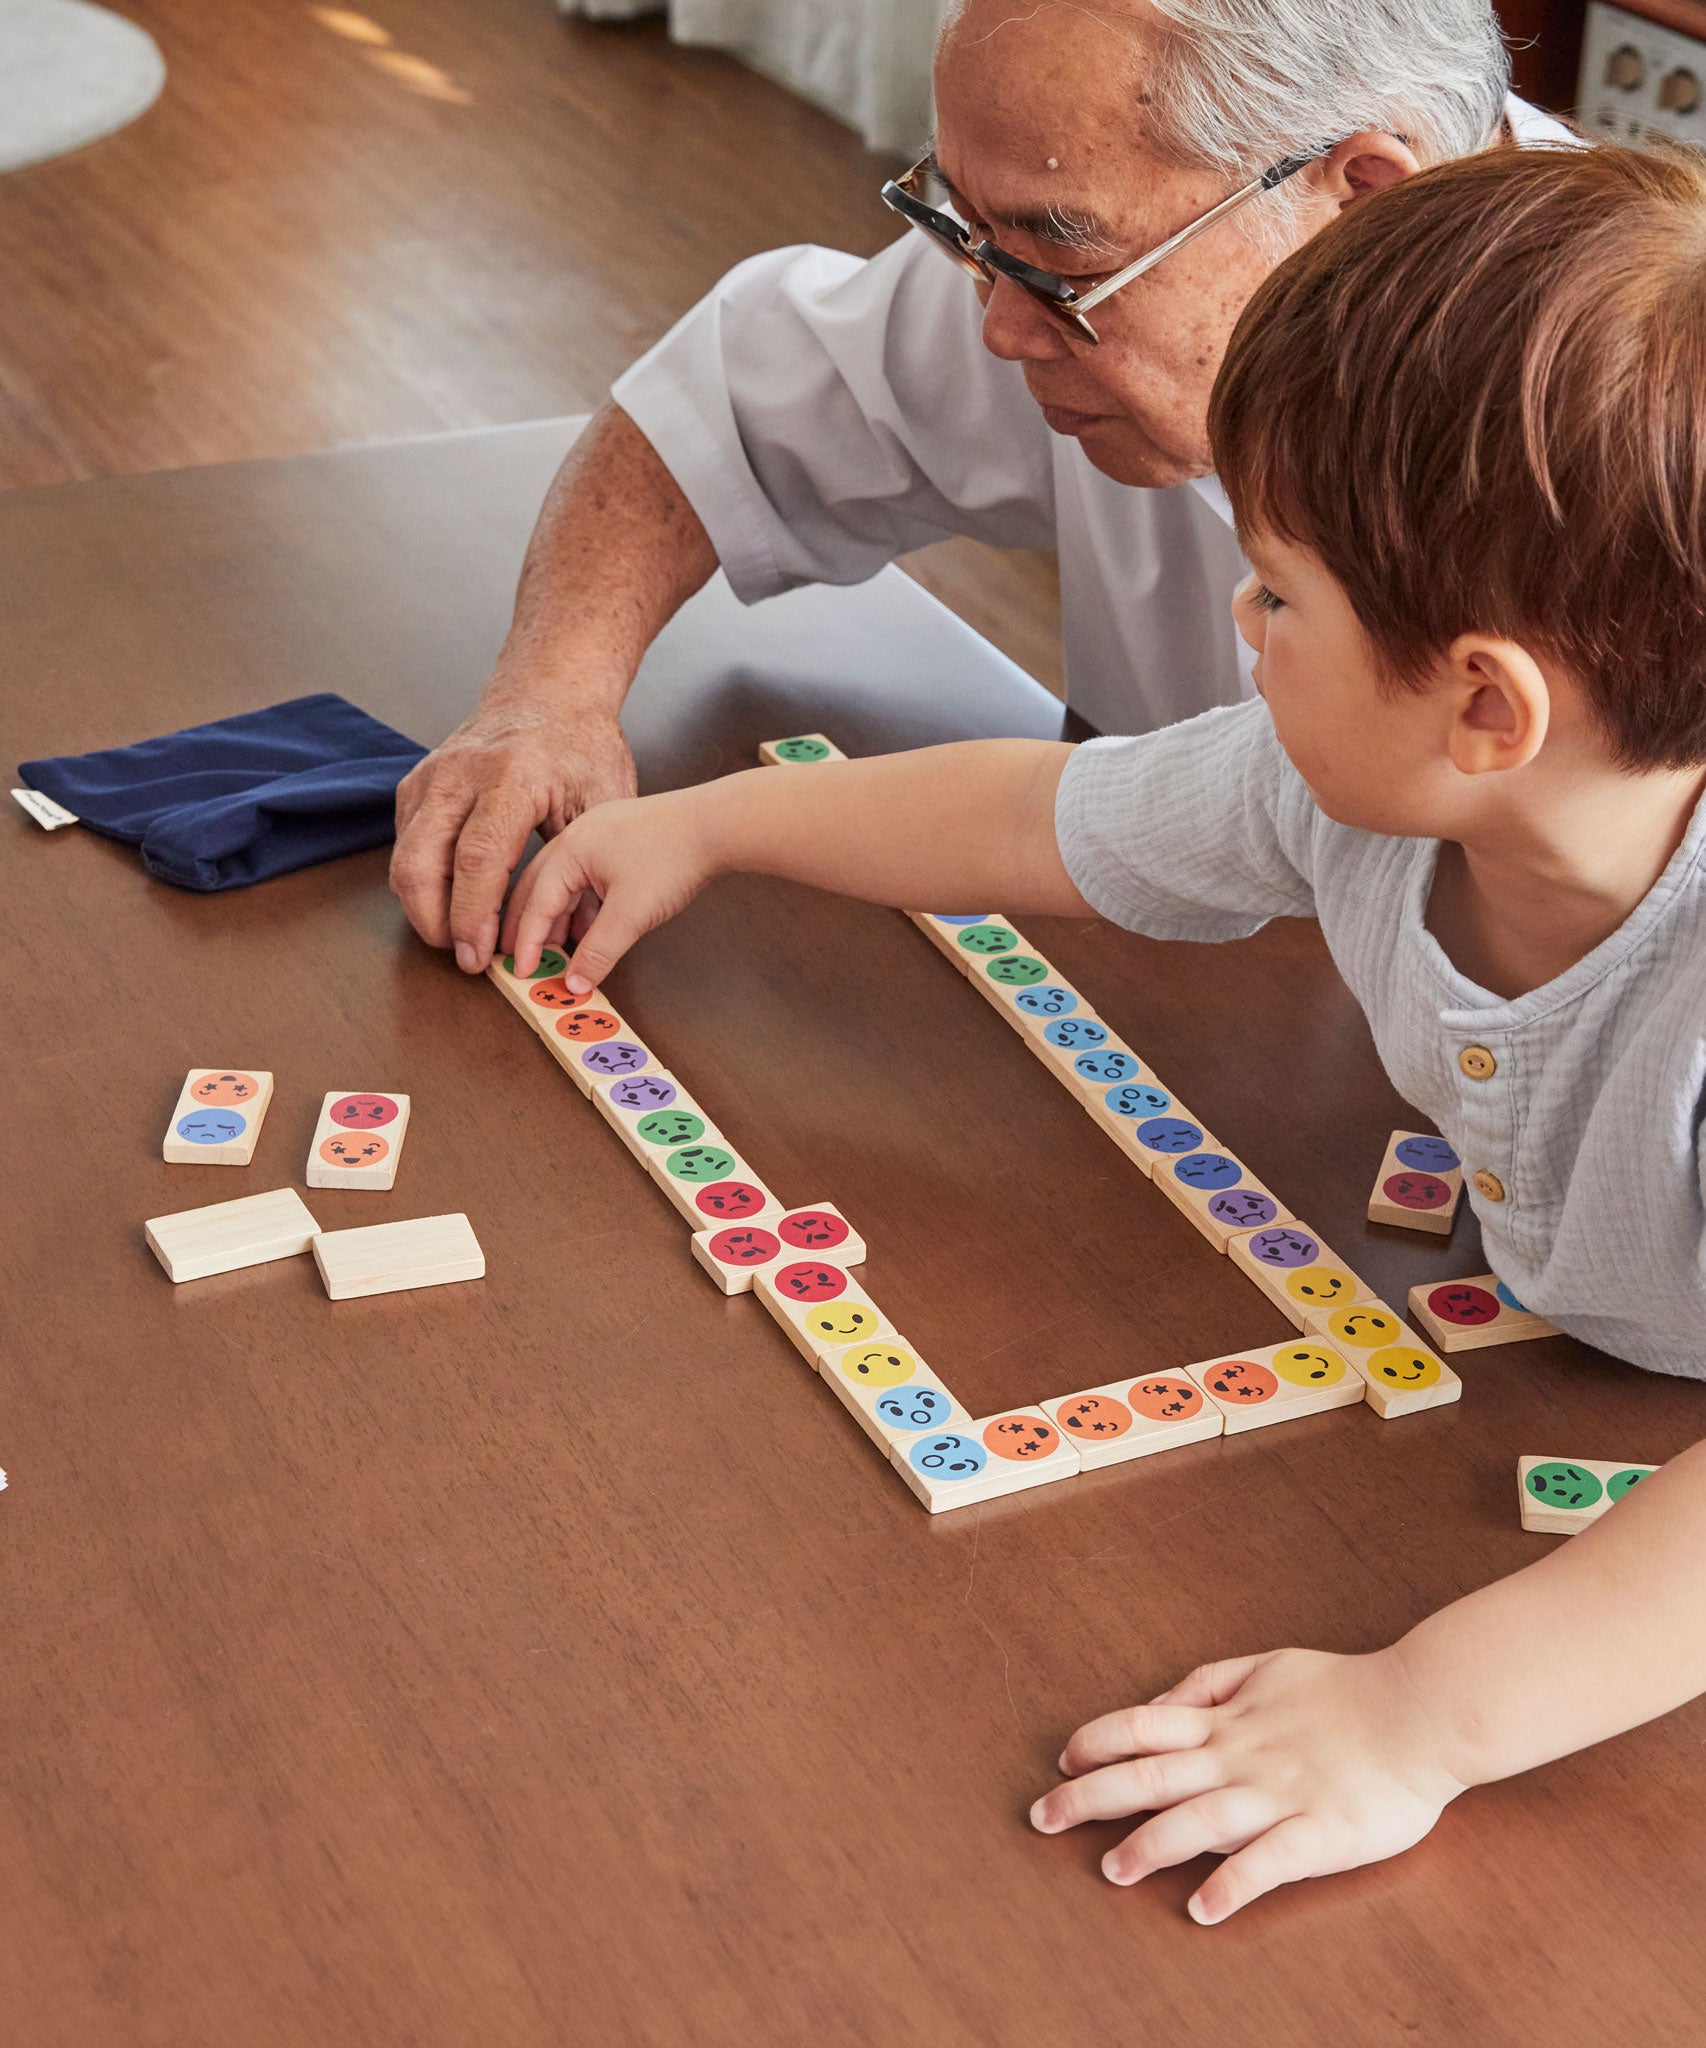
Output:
[1030, 1646, 1466, 1923]
[390, 698, 637, 971]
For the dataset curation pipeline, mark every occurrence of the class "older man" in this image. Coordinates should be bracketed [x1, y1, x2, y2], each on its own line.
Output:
[393, 0, 1572, 970]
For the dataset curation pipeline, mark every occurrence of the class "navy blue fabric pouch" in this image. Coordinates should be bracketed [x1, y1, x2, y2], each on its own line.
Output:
[19, 693, 426, 893]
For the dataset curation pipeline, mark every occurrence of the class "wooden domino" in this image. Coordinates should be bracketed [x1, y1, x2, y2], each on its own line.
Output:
[1519, 1455, 1658, 1535]
[908, 911, 994, 975]
[305, 1090, 410, 1191]
[1227, 1221, 1376, 1330]
[889, 1407, 1080, 1514]
[819, 1339, 971, 1451]
[594, 1070, 729, 1171]
[1185, 1336, 1366, 1435]
[757, 734, 848, 766]
[755, 1260, 892, 1363]
[162, 1068, 274, 1165]
[1151, 1146, 1294, 1250]
[312, 1213, 485, 1301]
[1302, 1301, 1461, 1417]
[1368, 1130, 1463, 1235]
[1041, 1373, 1224, 1468]
[145, 1186, 319, 1283]
[486, 951, 653, 1099]
[690, 1202, 866, 1295]
[646, 1139, 782, 1229]
[1408, 1275, 1560, 1353]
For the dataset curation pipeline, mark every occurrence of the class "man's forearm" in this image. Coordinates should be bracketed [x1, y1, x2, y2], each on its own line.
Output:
[492, 401, 719, 716]
[1399, 1435, 1706, 1789]
[689, 741, 1094, 918]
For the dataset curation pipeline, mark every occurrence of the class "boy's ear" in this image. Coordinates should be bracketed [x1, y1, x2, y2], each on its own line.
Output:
[1315, 131, 1422, 208]
[1445, 635, 1552, 776]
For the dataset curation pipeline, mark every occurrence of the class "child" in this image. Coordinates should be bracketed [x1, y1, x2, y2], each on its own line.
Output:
[500, 144, 1706, 1921]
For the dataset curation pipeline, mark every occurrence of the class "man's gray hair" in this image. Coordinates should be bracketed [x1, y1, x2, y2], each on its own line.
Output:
[1143, 0, 1512, 181]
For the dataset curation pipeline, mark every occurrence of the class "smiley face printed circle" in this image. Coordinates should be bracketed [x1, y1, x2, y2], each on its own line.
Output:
[527, 976, 584, 1011]
[771, 1261, 849, 1304]
[779, 1210, 851, 1253]
[319, 1134, 390, 1171]
[192, 1071, 262, 1107]
[1381, 1171, 1453, 1211]
[804, 1303, 883, 1346]
[1043, 1016, 1106, 1050]
[329, 1093, 400, 1129]
[610, 1076, 677, 1113]
[983, 1413, 1062, 1461]
[706, 1226, 782, 1269]
[1207, 1189, 1281, 1230]
[1283, 1265, 1360, 1312]
[836, 1343, 918, 1389]
[636, 1110, 706, 1149]
[1270, 1344, 1346, 1387]
[1526, 1461, 1603, 1511]
[1318, 1306, 1401, 1350]
[1054, 1394, 1134, 1442]
[1126, 1376, 1205, 1423]
[985, 954, 1049, 987]
[1425, 1282, 1501, 1326]
[1366, 1346, 1441, 1391]
[773, 736, 832, 763]
[877, 1385, 955, 1431]
[176, 1109, 247, 1146]
[908, 1432, 988, 1481]
[503, 946, 568, 982]
[956, 924, 1019, 957]
[664, 1144, 739, 1184]
[554, 1009, 622, 1043]
[1394, 1134, 1460, 1176]
[1199, 1358, 1279, 1406]
[694, 1181, 769, 1221]
[1016, 985, 1079, 1018]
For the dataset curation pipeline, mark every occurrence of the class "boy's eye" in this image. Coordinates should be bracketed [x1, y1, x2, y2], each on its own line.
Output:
[1250, 583, 1285, 613]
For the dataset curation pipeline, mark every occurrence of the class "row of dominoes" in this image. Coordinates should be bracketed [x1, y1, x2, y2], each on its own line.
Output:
[162, 1068, 414, 1191]
[752, 748, 1465, 1427]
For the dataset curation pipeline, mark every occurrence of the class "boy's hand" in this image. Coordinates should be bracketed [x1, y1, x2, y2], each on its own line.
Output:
[498, 787, 715, 989]
[1029, 1646, 1467, 1923]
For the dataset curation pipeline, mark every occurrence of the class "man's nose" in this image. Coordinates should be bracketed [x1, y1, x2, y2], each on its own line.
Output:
[978, 275, 1076, 365]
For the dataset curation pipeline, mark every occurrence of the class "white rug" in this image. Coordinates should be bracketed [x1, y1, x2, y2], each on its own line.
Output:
[0, 0, 165, 174]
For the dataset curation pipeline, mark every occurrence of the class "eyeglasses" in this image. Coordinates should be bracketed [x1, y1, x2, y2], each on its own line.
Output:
[880, 145, 1336, 345]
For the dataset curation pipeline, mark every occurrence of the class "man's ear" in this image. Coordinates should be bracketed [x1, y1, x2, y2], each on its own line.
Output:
[1313, 130, 1423, 208]
[1445, 636, 1552, 776]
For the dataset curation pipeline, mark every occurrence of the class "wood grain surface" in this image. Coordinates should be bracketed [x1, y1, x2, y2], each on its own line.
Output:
[3, 424, 1704, 2047]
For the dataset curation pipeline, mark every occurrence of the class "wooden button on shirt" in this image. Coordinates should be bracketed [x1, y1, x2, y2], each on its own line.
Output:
[1473, 1171, 1507, 1203]
[1459, 1046, 1498, 1080]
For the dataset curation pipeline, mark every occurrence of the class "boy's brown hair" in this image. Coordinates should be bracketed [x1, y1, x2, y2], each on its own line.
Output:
[1211, 142, 1706, 770]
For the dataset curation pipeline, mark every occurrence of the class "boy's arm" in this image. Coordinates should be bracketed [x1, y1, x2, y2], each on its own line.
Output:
[1031, 1436, 1706, 1923]
[500, 741, 1093, 986]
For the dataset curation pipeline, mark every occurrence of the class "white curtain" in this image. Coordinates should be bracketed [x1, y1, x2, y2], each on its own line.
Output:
[561, 0, 941, 155]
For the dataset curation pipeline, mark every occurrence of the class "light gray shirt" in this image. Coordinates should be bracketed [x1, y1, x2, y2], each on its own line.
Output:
[612, 96, 1576, 737]
[1056, 699, 1706, 1379]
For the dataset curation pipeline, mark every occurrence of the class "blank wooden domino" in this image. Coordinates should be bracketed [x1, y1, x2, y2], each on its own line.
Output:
[645, 1138, 782, 1229]
[305, 1091, 411, 1191]
[594, 1070, 729, 1171]
[757, 734, 848, 766]
[1368, 1130, 1464, 1235]
[1519, 1455, 1658, 1535]
[312, 1213, 485, 1301]
[818, 1339, 971, 1451]
[1041, 1373, 1224, 1469]
[1408, 1275, 1561, 1353]
[755, 1260, 892, 1363]
[1151, 1146, 1295, 1250]
[162, 1069, 274, 1165]
[690, 1203, 866, 1295]
[1228, 1221, 1376, 1330]
[1185, 1337, 1366, 1435]
[889, 1408, 1081, 1514]
[145, 1186, 319, 1283]
[1302, 1301, 1461, 1417]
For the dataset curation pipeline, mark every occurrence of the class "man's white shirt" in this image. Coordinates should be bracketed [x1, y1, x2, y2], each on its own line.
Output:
[613, 95, 1577, 734]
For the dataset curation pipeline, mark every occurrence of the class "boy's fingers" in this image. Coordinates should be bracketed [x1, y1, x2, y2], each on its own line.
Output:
[1149, 1656, 1264, 1710]
[510, 869, 585, 980]
[1102, 1787, 1278, 1887]
[1189, 1815, 1324, 1925]
[565, 899, 643, 995]
[1058, 1701, 1214, 1776]
[1030, 1748, 1222, 1834]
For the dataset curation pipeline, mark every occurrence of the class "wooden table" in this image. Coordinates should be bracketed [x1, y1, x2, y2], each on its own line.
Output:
[3, 422, 1702, 2047]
